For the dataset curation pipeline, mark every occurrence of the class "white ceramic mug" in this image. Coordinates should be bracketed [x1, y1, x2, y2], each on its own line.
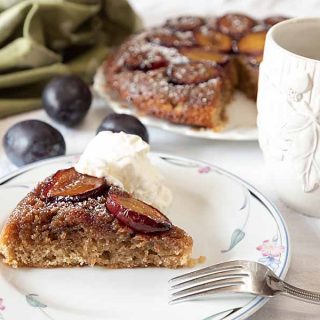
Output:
[257, 17, 320, 217]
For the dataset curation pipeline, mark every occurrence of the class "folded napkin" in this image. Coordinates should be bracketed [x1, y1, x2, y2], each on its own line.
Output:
[0, 0, 142, 118]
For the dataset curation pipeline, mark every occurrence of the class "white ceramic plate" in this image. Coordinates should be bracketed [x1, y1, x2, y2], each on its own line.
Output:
[0, 154, 290, 320]
[93, 68, 258, 141]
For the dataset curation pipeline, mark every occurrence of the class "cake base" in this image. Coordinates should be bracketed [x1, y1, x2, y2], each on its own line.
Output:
[0, 181, 193, 269]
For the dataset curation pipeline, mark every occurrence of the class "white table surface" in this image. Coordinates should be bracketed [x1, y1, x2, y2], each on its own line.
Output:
[1, 0, 320, 319]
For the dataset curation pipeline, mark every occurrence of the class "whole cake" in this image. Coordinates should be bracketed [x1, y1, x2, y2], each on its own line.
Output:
[0, 132, 193, 268]
[94, 13, 288, 130]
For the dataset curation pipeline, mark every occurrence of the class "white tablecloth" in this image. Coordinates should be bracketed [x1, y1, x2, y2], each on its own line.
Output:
[1, 1, 320, 318]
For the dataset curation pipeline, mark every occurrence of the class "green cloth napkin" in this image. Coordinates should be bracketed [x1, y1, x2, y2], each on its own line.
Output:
[0, 0, 142, 118]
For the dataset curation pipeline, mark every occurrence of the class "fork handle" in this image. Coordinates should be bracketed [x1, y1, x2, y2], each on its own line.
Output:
[268, 275, 320, 304]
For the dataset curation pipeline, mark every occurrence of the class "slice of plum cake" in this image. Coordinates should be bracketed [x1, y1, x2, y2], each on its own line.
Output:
[0, 168, 193, 268]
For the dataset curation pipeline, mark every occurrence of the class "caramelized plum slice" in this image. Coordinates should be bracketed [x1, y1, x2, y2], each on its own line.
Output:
[195, 30, 232, 52]
[146, 28, 195, 47]
[43, 168, 106, 201]
[216, 13, 256, 38]
[165, 16, 205, 31]
[122, 46, 168, 71]
[180, 47, 229, 65]
[167, 61, 221, 85]
[236, 30, 267, 55]
[106, 188, 172, 233]
[263, 16, 289, 28]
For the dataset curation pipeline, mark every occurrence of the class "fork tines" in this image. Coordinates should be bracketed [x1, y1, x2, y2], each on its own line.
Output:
[169, 260, 249, 304]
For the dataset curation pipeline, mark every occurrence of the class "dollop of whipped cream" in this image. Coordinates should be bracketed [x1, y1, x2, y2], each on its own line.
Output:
[75, 131, 172, 211]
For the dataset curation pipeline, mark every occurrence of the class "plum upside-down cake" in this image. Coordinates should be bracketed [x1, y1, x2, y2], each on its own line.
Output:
[0, 168, 193, 268]
[94, 13, 288, 130]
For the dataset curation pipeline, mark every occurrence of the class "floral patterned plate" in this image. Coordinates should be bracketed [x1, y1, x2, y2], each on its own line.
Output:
[0, 154, 290, 320]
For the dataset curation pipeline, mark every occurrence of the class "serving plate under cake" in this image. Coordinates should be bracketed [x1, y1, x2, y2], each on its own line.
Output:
[0, 154, 289, 319]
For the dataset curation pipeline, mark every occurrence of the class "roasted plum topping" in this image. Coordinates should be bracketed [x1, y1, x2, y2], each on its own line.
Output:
[165, 16, 205, 31]
[263, 16, 289, 28]
[122, 46, 168, 71]
[106, 187, 172, 234]
[180, 47, 229, 65]
[146, 28, 195, 47]
[195, 30, 232, 52]
[216, 13, 256, 38]
[43, 168, 107, 201]
[167, 61, 221, 85]
[236, 30, 267, 55]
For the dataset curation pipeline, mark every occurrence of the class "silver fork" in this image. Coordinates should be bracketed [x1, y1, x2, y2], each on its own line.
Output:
[169, 260, 320, 305]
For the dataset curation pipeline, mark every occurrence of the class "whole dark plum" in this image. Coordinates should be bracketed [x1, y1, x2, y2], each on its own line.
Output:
[3, 120, 66, 166]
[97, 114, 149, 143]
[42, 75, 92, 126]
